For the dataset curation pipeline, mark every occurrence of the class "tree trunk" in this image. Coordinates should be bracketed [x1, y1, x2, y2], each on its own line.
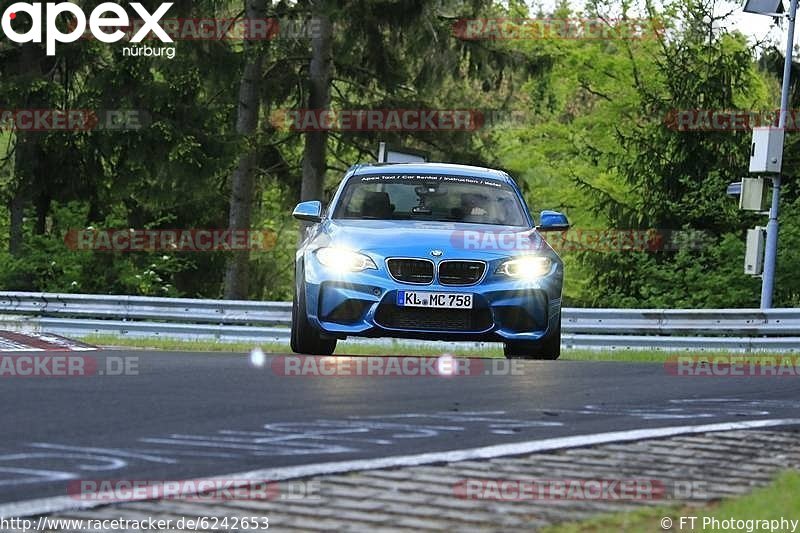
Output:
[9, 136, 32, 256]
[300, 9, 333, 204]
[9, 43, 43, 256]
[8, 187, 25, 256]
[223, 0, 265, 300]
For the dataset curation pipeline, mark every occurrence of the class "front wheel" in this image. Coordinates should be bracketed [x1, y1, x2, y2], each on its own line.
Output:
[503, 320, 561, 360]
[291, 266, 337, 355]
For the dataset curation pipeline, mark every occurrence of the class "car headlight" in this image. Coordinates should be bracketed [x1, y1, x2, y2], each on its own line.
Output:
[496, 256, 553, 279]
[316, 247, 377, 272]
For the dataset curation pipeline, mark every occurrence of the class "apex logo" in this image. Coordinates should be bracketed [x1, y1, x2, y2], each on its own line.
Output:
[1, 2, 173, 55]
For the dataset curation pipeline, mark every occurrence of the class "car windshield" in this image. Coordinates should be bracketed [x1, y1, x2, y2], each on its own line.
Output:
[333, 174, 529, 226]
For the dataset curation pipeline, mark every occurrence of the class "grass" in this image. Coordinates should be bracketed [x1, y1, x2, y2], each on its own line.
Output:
[80, 334, 507, 357]
[542, 470, 800, 532]
[77, 334, 788, 362]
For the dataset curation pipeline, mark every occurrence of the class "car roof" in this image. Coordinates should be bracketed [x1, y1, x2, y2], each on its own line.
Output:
[348, 162, 513, 184]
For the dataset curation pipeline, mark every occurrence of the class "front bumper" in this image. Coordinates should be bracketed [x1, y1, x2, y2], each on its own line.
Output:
[302, 252, 563, 342]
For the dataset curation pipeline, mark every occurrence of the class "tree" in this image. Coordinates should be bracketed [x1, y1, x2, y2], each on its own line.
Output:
[224, 0, 267, 299]
[299, 5, 334, 205]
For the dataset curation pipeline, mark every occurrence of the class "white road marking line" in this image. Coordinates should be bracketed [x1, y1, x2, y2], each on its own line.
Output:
[0, 468, 77, 487]
[1, 417, 798, 519]
[138, 437, 357, 455]
[29, 444, 177, 465]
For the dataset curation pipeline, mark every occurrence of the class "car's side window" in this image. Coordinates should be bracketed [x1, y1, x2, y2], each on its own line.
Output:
[345, 186, 369, 216]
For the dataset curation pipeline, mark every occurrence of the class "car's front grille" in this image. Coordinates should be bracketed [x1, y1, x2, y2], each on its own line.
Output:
[387, 259, 434, 284]
[438, 260, 486, 285]
[375, 304, 493, 332]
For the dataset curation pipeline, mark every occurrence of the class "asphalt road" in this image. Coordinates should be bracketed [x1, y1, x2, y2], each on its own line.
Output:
[1, 350, 799, 505]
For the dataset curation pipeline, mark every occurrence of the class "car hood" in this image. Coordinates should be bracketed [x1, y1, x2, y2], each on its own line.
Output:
[317, 219, 554, 259]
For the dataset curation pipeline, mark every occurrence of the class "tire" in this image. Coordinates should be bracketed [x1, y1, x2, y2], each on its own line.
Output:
[291, 263, 337, 355]
[503, 319, 561, 360]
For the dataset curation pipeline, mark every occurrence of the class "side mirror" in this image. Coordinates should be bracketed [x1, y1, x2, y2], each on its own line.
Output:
[293, 201, 323, 222]
[537, 210, 570, 232]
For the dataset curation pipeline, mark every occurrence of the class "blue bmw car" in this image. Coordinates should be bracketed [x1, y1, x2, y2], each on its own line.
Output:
[291, 162, 569, 359]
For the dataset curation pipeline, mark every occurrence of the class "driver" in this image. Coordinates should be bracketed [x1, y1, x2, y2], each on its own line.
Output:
[361, 191, 395, 219]
[456, 192, 489, 222]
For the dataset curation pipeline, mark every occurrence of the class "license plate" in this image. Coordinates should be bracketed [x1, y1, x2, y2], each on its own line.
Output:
[397, 291, 473, 309]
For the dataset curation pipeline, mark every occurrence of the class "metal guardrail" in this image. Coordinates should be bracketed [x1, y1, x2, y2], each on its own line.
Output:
[0, 292, 291, 324]
[0, 291, 798, 351]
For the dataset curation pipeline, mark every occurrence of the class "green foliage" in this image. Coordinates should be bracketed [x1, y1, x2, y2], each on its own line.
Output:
[0, 0, 797, 308]
[0, 201, 186, 295]
[497, 0, 798, 308]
